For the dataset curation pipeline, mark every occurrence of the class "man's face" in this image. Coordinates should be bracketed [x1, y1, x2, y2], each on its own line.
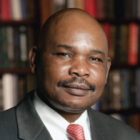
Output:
[37, 19, 110, 113]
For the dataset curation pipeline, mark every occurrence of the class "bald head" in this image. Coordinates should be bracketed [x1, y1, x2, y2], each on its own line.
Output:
[38, 8, 107, 52]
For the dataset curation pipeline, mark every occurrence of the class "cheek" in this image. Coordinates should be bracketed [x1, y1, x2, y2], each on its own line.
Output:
[90, 66, 107, 85]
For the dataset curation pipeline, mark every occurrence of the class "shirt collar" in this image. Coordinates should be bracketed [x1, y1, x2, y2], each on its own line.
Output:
[33, 91, 89, 134]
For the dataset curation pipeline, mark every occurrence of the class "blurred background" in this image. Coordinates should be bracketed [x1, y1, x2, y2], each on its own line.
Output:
[0, 0, 140, 132]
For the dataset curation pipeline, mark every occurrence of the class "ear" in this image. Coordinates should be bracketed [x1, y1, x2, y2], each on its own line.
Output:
[105, 57, 111, 84]
[29, 46, 39, 73]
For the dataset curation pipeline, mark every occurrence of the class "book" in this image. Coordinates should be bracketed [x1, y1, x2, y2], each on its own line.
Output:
[6, 26, 15, 68]
[128, 23, 139, 65]
[124, 0, 133, 18]
[75, 0, 84, 9]
[119, 24, 128, 64]
[0, 27, 2, 68]
[13, 26, 20, 68]
[19, 26, 28, 68]
[109, 70, 123, 110]
[109, 25, 116, 62]
[105, 0, 115, 19]
[96, 0, 105, 19]
[0, 0, 11, 20]
[138, 24, 140, 64]
[129, 70, 136, 108]
[53, 0, 66, 13]
[67, 0, 75, 8]
[137, 0, 140, 19]
[102, 23, 110, 52]
[1, 26, 9, 69]
[2, 74, 18, 110]
[121, 70, 130, 109]
[39, 0, 52, 26]
[25, 0, 36, 19]
[113, 25, 121, 63]
[84, 0, 97, 18]
[20, 0, 26, 19]
[10, 0, 22, 20]
[0, 78, 3, 112]
[135, 69, 140, 108]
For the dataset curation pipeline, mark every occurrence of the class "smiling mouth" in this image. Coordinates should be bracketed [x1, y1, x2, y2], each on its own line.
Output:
[63, 84, 90, 90]
[62, 84, 91, 96]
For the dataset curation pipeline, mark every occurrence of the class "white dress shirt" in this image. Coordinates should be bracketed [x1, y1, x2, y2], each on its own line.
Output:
[33, 92, 92, 140]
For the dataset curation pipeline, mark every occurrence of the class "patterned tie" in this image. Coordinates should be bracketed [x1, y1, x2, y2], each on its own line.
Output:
[67, 124, 86, 140]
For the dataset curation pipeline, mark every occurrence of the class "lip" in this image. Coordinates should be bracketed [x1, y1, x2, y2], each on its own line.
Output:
[63, 84, 90, 90]
[63, 84, 90, 96]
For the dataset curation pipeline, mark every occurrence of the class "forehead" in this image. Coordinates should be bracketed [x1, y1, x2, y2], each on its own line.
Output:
[48, 20, 108, 55]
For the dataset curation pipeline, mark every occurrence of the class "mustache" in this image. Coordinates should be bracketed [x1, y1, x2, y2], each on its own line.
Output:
[57, 77, 95, 91]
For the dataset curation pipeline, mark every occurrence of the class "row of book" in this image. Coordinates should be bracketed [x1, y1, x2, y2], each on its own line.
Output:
[0, 73, 37, 111]
[101, 23, 140, 65]
[0, 25, 35, 69]
[110, 113, 140, 132]
[92, 69, 140, 111]
[0, 0, 37, 20]
[52, 0, 140, 19]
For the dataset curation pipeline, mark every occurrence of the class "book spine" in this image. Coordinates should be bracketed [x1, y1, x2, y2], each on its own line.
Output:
[102, 23, 110, 52]
[128, 23, 139, 65]
[53, 0, 66, 13]
[96, 0, 105, 19]
[75, 0, 84, 9]
[119, 24, 128, 63]
[122, 70, 130, 109]
[67, 0, 75, 8]
[2, 74, 18, 110]
[135, 69, 140, 107]
[84, 0, 97, 18]
[109, 25, 116, 62]
[0, 78, 3, 112]
[13, 27, 20, 68]
[1, 0, 11, 20]
[1, 26, 9, 69]
[10, 0, 22, 20]
[19, 26, 28, 68]
[6, 26, 15, 68]
[20, 0, 26, 19]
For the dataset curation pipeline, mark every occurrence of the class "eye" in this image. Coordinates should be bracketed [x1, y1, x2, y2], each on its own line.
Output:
[57, 53, 69, 57]
[89, 57, 102, 62]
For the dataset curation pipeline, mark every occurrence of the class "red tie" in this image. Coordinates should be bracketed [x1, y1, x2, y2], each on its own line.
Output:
[67, 124, 86, 140]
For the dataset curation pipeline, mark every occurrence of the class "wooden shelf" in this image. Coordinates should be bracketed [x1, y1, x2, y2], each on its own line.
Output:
[0, 20, 39, 26]
[98, 18, 140, 24]
[101, 108, 140, 115]
[0, 68, 31, 74]
[110, 64, 140, 70]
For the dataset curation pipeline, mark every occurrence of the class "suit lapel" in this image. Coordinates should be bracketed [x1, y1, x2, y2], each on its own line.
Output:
[88, 108, 113, 140]
[16, 91, 53, 140]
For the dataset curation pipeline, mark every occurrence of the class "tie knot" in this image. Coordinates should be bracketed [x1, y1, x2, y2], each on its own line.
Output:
[67, 124, 85, 140]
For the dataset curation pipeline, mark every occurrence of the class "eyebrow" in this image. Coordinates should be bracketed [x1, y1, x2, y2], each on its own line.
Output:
[90, 50, 105, 56]
[57, 45, 73, 50]
[57, 44, 105, 56]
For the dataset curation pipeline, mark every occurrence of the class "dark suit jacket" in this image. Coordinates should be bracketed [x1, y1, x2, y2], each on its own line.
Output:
[0, 90, 140, 140]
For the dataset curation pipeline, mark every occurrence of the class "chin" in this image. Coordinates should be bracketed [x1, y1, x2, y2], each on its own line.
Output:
[47, 98, 85, 114]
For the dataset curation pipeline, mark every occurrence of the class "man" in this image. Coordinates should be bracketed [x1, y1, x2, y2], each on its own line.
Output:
[0, 8, 140, 140]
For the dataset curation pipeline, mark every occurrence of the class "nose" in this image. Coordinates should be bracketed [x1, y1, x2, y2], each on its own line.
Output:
[69, 60, 90, 78]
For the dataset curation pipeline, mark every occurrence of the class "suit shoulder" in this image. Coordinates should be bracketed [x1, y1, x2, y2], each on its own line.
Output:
[88, 109, 140, 139]
[0, 108, 19, 139]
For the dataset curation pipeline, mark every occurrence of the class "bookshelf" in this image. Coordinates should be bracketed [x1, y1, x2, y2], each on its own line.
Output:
[0, 0, 140, 133]
[0, 0, 39, 111]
